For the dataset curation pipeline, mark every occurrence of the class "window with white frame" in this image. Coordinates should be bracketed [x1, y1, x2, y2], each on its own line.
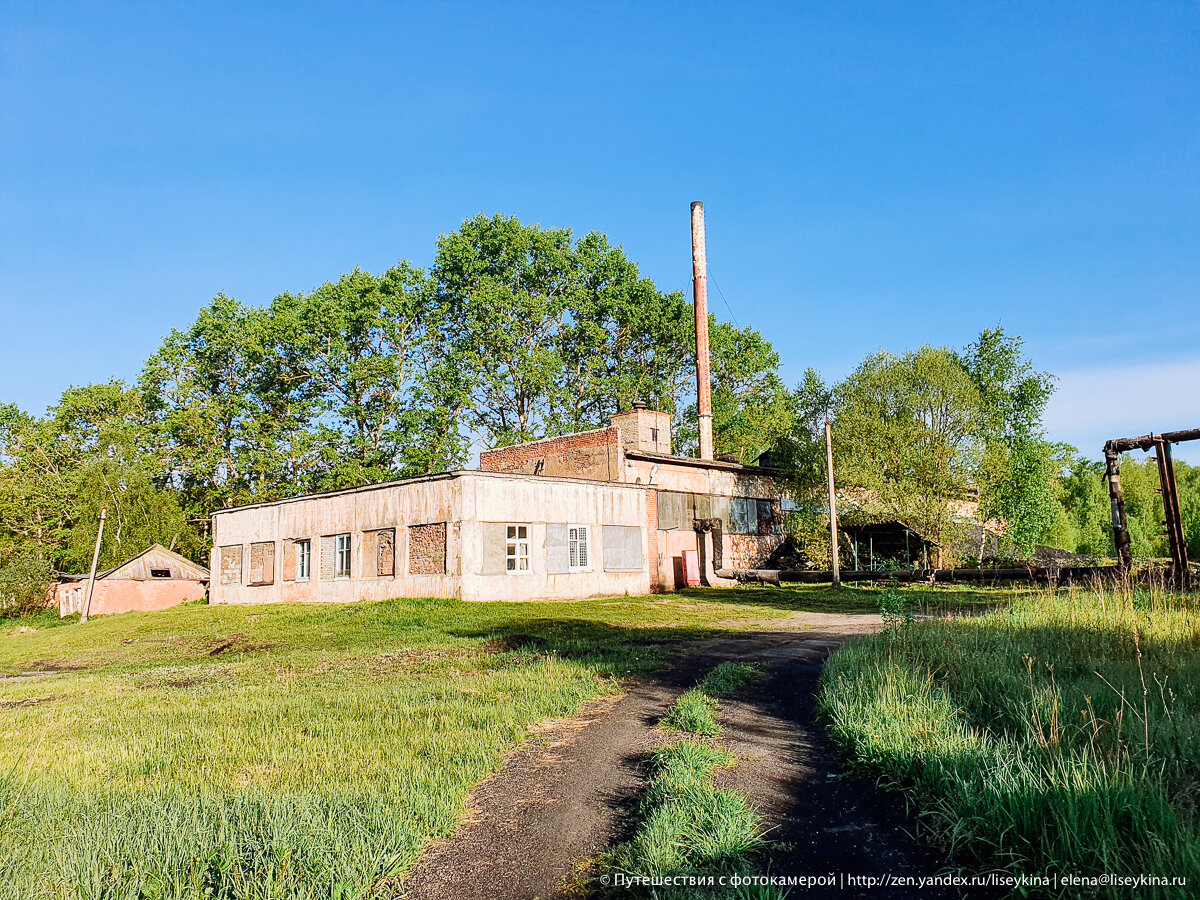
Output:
[506, 524, 530, 572]
[568, 526, 589, 570]
[335, 533, 351, 578]
[296, 539, 311, 580]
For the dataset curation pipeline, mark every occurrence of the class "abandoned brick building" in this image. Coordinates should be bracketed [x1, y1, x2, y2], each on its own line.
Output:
[208, 405, 783, 605]
[208, 202, 784, 605]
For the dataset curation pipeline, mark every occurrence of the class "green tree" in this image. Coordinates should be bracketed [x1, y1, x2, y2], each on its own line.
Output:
[958, 327, 1057, 556]
[141, 293, 322, 513]
[432, 213, 691, 447]
[829, 346, 984, 553]
[676, 321, 797, 464]
[0, 382, 202, 576]
[1043, 447, 1114, 557]
[271, 264, 466, 489]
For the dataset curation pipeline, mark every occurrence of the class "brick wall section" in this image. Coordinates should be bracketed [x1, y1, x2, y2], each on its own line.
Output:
[727, 533, 786, 569]
[409, 522, 447, 575]
[479, 427, 622, 482]
[610, 408, 673, 455]
[646, 488, 660, 592]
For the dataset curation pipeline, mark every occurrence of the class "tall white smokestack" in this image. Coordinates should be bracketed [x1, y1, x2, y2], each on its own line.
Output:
[690, 201, 714, 461]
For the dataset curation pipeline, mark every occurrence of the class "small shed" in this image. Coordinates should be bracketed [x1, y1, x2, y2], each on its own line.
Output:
[842, 522, 939, 570]
[56, 544, 209, 617]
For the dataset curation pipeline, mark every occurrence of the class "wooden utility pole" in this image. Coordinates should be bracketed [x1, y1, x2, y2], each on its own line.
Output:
[80, 507, 106, 623]
[825, 419, 840, 587]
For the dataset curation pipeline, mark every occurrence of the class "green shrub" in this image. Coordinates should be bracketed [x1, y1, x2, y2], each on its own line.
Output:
[0, 552, 53, 619]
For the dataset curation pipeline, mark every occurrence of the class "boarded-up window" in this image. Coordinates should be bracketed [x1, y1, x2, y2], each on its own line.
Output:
[657, 492, 683, 531]
[546, 524, 569, 574]
[219, 545, 243, 585]
[409, 522, 446, 575]
[545, 524, 587, 573]
[731, 498, 757, 534]
[249, 541, 275, 586]
[364, 529, 396, 577]
[282, 540, 297, 582]
[481, 522, 508, 575]
[320, 535, 337, 580]
[602, 525, 643, 572]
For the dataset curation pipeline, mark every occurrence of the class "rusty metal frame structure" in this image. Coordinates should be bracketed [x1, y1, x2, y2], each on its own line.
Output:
[1104, 428, 1199, 588]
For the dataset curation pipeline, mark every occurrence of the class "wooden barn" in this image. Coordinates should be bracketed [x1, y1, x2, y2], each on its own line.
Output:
[56, 544, 209, 617]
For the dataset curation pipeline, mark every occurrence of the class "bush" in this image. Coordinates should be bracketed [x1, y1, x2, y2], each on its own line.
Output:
[0, 552, 53, 618]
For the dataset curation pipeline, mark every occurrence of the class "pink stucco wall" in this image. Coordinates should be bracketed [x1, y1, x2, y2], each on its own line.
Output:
[57, 579, 207, 617]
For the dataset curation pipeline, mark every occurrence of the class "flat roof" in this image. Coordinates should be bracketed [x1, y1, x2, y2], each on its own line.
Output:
[626, 449, 779, 475]
[209, 468, 649, 517]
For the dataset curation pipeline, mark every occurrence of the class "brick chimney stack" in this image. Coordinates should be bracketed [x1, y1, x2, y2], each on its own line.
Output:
[691, 201, 714, 461]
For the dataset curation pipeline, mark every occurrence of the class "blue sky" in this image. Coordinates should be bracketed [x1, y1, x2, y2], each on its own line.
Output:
[2, 1, 1198, 461]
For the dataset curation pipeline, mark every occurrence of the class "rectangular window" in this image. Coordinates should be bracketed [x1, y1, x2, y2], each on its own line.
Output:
[409, 523, 447, 575]
[731, 497, 758, 534]
[297, 539, 311, 580]
[219, 545, 243, 585]
[335, 533, 351, 578]
[150, 568, 171, 578]
[757, 500, 778, 535]
[568, 526, 589, 570]
[602, 525, 644, 572]
[364, 528, 395, 577]
[506, 524, 530, 573]
[249, 541, 275, 586]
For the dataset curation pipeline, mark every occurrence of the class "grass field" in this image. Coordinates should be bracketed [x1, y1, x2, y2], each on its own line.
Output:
[0, 583, 1004, 899]
[819, 582, 1200, 898]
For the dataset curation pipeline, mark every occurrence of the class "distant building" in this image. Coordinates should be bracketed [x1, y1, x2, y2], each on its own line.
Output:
[208, 406, 784, 605]
[56, 544, 209, 617]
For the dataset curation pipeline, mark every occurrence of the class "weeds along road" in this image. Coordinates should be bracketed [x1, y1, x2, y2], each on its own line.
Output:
[402, 616, 974, 900]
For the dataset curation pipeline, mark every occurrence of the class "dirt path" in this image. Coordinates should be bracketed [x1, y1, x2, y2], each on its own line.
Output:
[402, 615, 968, 900]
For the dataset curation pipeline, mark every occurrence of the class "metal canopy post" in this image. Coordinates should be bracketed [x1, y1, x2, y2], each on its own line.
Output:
[1104, 446, 1133, 572]
[1154, 438, 1190, 588]
[1104, 428, 1198, 588]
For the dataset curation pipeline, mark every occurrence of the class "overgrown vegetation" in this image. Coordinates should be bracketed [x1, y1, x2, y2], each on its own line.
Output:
[605, 742, 774, 899]
[780, 329, 1057, 564]
[699, 662, 762, 697]
[662, 663, 762, 737]
[1044, 450, 1200, 561]
[819, 583, 1200, 898]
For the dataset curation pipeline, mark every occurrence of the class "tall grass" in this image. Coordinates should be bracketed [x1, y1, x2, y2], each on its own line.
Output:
[819, 582, 1200, 898]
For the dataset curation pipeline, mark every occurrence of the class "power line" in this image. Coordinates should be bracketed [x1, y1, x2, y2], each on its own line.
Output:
[705, 266, 739, 327]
